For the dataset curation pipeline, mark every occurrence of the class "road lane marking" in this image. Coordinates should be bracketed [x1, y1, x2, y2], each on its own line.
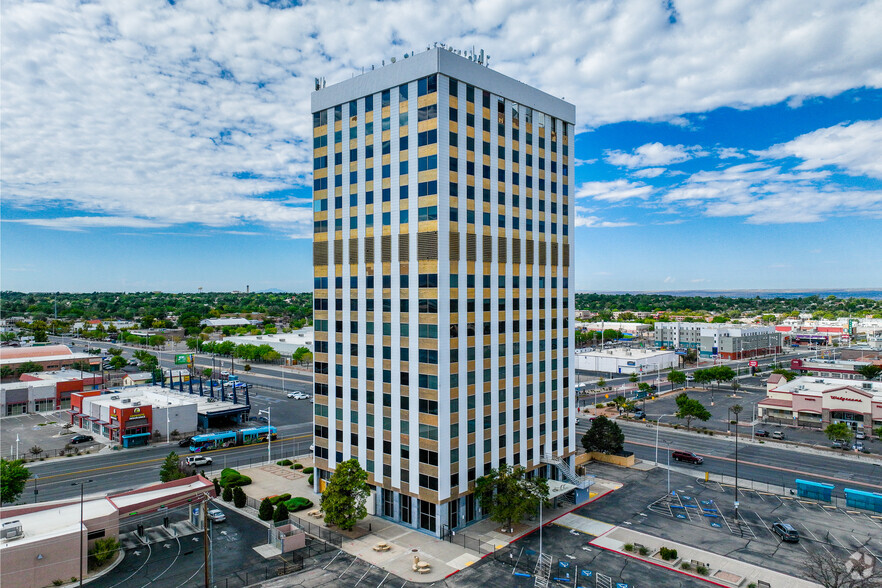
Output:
[33, 433, 313, 481]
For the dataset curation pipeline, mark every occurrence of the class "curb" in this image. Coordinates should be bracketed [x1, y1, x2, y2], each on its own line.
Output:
[588, 539, 729, 587]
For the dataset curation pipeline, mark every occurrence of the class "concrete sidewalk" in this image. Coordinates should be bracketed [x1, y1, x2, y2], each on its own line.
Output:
[590, 526, 822, 587]
[228, 457, 623, 583]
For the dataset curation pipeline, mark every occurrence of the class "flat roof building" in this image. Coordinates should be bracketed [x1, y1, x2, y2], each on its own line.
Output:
[0, 345, 100, 377]
[223, 327, 315, 356]
[312, 47, 577, 536]
[574, 348, 678, 375]
[758, 376, 882, 437]
[655, 322, 781, 359]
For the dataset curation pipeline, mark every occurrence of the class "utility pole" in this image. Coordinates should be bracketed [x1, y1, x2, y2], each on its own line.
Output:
[203, 501, 210, 588]
[732, 404, 743, 525]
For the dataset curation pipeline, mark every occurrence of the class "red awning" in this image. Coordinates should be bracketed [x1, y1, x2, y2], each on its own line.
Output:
[758, 398, 793, 408]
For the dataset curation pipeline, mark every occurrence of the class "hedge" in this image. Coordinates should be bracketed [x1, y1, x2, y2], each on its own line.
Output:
[269, 493, 291, 505]
[283, 496, 313, 512]
[302, 466, 314, 474]
[219, 468, 252, 488]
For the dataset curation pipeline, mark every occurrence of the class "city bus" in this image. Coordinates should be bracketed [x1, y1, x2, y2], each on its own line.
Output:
[189, 426, 277, 452]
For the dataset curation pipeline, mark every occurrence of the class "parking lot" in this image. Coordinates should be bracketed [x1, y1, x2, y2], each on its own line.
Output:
[639, 474, 882, 578]
[0, 411, 102, 459]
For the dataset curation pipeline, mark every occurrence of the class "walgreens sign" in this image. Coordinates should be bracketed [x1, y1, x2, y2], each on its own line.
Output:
[830, 395, 861, 403]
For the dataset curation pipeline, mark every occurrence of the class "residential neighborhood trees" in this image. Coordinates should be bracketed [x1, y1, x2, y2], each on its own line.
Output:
[475, 464, 549, 533]
[321, 459, 370, 531]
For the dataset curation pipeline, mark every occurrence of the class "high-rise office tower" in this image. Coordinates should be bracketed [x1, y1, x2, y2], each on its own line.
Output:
[311, 47, 575, 536]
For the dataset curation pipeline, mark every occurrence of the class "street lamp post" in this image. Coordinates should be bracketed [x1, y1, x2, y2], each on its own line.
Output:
[732, 404, 743, 523]
[71, 479, 93, 587]
[33, 474, 39, 503]
[258, 407, 272, 465]
[654, 414, 675, 466]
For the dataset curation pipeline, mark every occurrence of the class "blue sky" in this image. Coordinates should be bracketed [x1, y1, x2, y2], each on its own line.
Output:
[2, 0, 881, 293]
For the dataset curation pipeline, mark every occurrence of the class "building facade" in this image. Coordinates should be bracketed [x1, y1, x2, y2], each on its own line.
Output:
[758, 376, 882, 437]
[311, 48, 575, 536]
[654, 322, 781, 358]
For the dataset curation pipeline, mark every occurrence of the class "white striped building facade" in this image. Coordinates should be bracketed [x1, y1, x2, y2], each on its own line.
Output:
[311, 48, 575, 536]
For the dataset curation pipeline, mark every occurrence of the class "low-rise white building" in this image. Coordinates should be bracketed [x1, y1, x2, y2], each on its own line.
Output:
[574, 348, 678, 375]
[222, 328, 314, 358]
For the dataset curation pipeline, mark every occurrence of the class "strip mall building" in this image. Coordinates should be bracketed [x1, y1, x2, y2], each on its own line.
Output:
[758, 376, 882, 437]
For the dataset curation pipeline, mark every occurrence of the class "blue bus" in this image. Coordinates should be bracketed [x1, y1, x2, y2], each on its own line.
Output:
[189, 426, 277, 452]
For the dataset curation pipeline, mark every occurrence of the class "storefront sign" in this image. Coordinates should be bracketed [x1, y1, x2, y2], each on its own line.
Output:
[127, 407, 148, 420]
[830, 395, 861, 403]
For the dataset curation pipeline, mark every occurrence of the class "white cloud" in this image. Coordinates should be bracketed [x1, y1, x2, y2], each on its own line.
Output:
[13, 216, 168, 230]
[1, 0, 881, 234]
[632, 167, 666, 178]
[690, 278, 706, 283]
[659, 162, 882, 224]
[604, 142, 704, 168]
[717, 147, 745, 159]
[663, 276, 675, 284]
[576, 180, 653, 202]
[755, 119, 882, 178]
[574, 210, 636, 228]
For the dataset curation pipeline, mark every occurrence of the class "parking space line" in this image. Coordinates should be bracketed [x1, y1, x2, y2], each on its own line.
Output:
[826, 531, 847, 549]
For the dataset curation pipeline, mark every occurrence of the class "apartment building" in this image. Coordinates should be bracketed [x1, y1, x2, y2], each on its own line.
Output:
[655, 322, 781, 358]
[311, 47, 575, 536]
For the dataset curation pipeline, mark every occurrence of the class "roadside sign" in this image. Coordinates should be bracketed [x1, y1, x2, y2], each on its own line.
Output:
[174, 354, 190, 365]
[748, 360, 758, 367]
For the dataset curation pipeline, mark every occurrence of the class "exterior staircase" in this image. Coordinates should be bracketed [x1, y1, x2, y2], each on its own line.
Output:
[541, 454, 594, 490]
[533, 552, 553, 588]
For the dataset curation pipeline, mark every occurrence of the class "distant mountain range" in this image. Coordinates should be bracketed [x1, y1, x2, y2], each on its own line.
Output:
[586, 289, 882, 300]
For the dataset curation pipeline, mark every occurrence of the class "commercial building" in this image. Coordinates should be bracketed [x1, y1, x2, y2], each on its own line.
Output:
[654, 322, 781, 358]
[311, 47, 576, 536]
[69, 385, 249, 447]
[574, 348, 678, 375]
[576, 321, 651, 337]
[0, 345, 100, 377]
[789, 357, 882, 380]
[0, 476, 214, 588]
[1, 370, 103, 415]
[758, 376, 882, 436]
[223, 327, 315, 356]
[200, 317, 261, 328]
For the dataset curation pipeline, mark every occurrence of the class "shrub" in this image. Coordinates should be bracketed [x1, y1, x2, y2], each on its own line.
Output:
[659, 547, 678, 561]
[219, 468, 252, 488]
[638, 546, 649, 555]
[606, 402, 616, 407]
[212, 478, 221, 496]
[696, 565, 708, 575]
[269, 493, 291, 505]
[273, 503, 289, 522]
[302, 466, 314, 474]
[681, 562, 691, 570]
[233, 486, 246, 508]
[276, 459, 293, 466]
[52, 580, 64, 586]
[308, 473, 314, 485]
[258, 498, 274, 520]
[222, 486, 233, 502]
[88, 536, 120, 568]
[284, 496, 313, 512]
[595, 403, 605, 409]
[293, 463, 303, 469]
[623, 543, 634, 552]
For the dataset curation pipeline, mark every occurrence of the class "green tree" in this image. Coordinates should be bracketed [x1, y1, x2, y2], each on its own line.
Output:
[596, 377, 606, 389]
[212, 478, 221, 496]
[291, 346, 309, 365]
[258, 497, 274, 520]
[148, 335, 166, 347]
[667, 370, 686, 390]
[320, 459, 370, 531]
[233, 486, 246, 508]
[273, 502, 289, 523]
[824, 422, 853, 443]
[474, 463, 549, 532]
[683, 348, 698, 365]
[856, 365, 882, 381]
[637, 382, 653, 397]
[874, 425, 882, 439]
[675, 393, 711, 431]
[0, 366, 14, 379]
[15, 361, 44, 376]
[0, 459, 32, 504]
[730, 380, 741, 396]
[581, 415, 625, 454]
[203, 368, 213, 379]
[222, 486, 233, 502]
[628, 373, 639, 384]
[107, 347, 123, 356]
[109, 355, 127, 370]
[159, 452, 185, 483]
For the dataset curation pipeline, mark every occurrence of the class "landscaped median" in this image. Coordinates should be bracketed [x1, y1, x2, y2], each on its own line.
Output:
[590, 527, 821, 588]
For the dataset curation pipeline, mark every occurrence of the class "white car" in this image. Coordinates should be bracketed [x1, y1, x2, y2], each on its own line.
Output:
[185, 455, 213, 467]
[207, 508, 226, 523]
[288, 392, 310, 400]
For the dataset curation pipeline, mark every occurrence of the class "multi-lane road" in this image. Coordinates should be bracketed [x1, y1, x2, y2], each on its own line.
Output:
[612, 420, 882, 494]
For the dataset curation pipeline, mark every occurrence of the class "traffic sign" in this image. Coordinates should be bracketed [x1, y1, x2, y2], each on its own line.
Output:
[748, 360, 758, 367]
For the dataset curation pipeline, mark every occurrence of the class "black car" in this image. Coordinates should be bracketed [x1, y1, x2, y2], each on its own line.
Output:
[178, 436, 194, 447]
[70, 435, 94, 444]
[772, 522, 800, 542]
[250, 416, 268, 424]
